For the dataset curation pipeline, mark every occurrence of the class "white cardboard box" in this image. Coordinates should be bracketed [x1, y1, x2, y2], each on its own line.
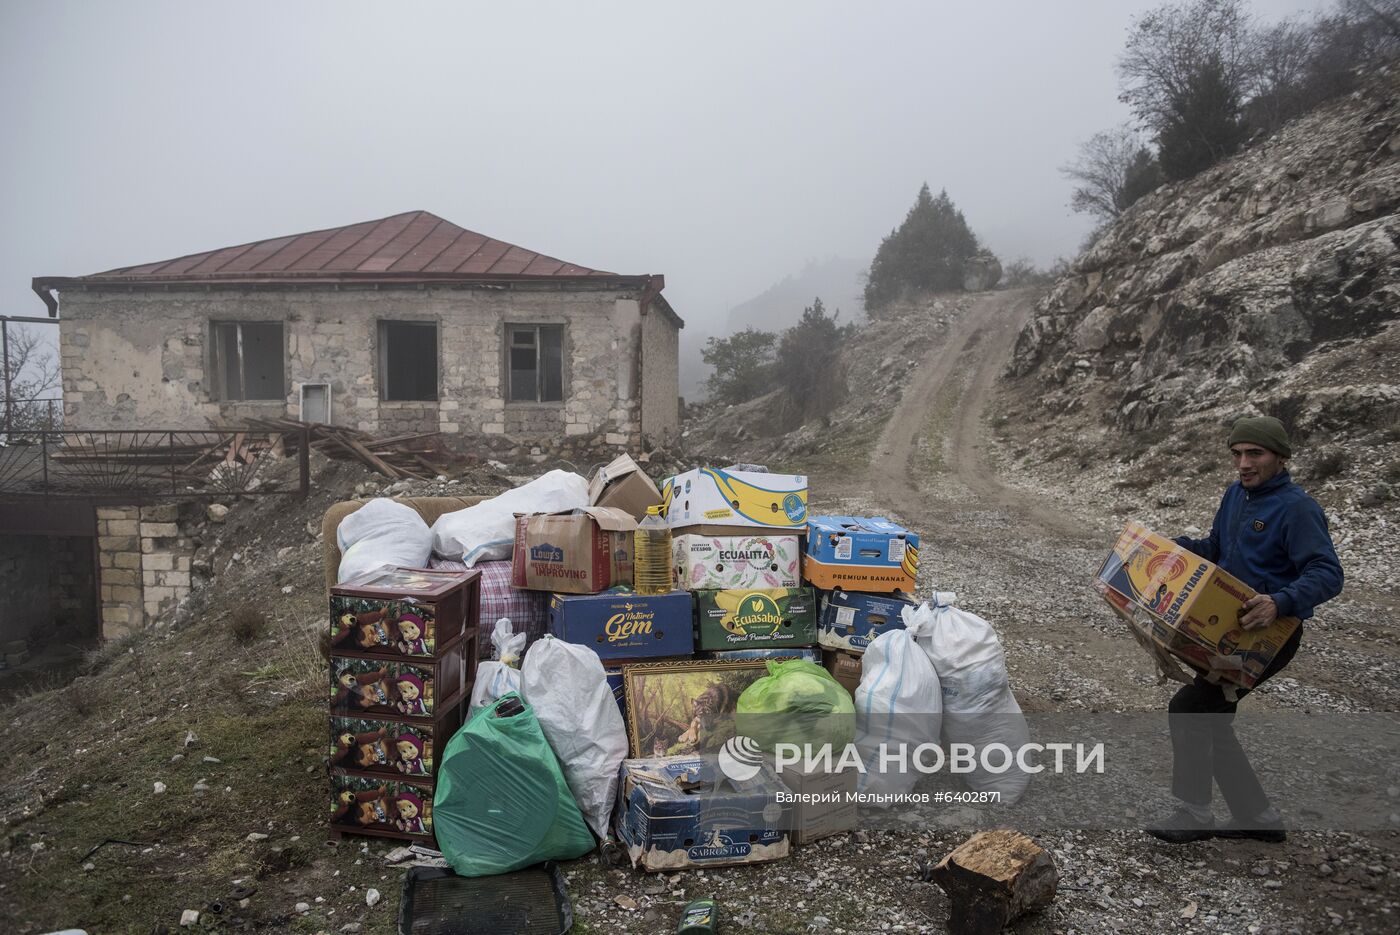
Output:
[661, 467, 808, 532]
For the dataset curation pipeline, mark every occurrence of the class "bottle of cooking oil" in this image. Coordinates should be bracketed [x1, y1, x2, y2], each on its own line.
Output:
[633, 505, 674, 595]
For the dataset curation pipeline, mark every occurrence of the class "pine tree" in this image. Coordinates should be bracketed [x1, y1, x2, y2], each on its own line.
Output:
[1157, 59, 1247, 181]
[774, 298, 854, 428]
[864, 184, 981, 311]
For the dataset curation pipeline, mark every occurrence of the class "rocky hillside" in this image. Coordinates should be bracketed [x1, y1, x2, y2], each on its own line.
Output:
[681, 294, 975, 473]
[999, 66, 1400, 594]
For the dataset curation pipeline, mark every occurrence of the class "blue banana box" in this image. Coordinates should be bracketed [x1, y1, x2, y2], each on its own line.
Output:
[616, 756, 792, 871]
[547, 591, 695, 661]
[804, 516, 919, 593]
[818, 590, 916, 653]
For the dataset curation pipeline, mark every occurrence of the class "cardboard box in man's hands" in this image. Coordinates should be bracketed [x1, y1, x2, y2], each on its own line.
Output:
[1096, 521, 1300, 688]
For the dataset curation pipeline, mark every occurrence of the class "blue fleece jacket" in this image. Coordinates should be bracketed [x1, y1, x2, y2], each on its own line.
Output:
[1173, 470, 1343, 621]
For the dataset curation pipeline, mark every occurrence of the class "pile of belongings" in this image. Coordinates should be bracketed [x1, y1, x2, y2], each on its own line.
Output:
[332, 456, 1029, 882]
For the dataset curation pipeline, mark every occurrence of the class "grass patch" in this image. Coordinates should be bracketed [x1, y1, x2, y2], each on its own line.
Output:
[229, 605, 267, 645]
[1305, 449, 1351, 482]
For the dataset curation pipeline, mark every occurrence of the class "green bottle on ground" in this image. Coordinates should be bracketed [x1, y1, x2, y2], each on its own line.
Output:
[676, 898, 719, 934]
[633, 505, 675, 595]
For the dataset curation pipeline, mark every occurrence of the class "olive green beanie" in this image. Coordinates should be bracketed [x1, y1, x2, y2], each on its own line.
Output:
[1227, 416, 1292, 459]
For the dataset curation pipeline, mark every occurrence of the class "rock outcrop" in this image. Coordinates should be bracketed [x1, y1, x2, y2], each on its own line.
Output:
[964, 251, 1003, 292]
[1008, 67, 1400, 444]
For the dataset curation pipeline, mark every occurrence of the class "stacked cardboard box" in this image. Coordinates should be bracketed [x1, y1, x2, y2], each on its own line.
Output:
[799, 515, 921, 701]
[517, 465, 888, 865]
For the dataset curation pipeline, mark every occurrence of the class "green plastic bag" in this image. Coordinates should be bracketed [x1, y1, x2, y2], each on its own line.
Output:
[433, 693, 595, 877]
[735, 660, 855, 753]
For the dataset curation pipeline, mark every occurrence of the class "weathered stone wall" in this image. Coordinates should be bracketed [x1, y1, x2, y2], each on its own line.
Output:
[140, 503, 193, 623]
[0, 536, 51, 645]
[96, 506, 145, 637]
[640, 305, 680, 443]
[58, 284, 677, 447]
[95, 503, 195, 638]
[49, 536, 97, 638]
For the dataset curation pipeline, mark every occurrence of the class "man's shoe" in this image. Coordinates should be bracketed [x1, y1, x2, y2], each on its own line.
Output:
[1146, 807, 1215, 843]
[1215, 816, 1286, 843]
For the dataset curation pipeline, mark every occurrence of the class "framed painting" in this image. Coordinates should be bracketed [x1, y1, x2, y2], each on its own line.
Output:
[621, 658, 771, 757]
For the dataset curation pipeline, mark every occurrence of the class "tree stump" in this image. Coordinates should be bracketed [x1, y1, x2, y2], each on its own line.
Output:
[932, 830, 1058, 934]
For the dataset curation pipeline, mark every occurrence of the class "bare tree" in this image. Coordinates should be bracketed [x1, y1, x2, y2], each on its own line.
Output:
[1118, 0, 1259, 131]
[1247, 17, 1316, 134]
[2, 325, 62, 431]
[1061, 126, 1162, 224]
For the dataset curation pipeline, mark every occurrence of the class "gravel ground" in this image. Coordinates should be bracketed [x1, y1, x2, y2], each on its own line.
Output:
[2, 292, 1396, 934]
[559, 290, 1400, 934]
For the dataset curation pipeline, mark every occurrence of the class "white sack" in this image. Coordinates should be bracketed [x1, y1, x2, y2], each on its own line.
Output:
[468, 619, 527, 718]
[521, 636, 628, 841]
[906, 593, 1031, 803]
[853, 625, 942, 803]
[431, 470, 589, 565]
[336, 498, 433, 583]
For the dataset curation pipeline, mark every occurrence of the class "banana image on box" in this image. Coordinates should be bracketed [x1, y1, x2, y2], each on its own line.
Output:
[661, 467, 807, 531]
[693, 587, 818, 651]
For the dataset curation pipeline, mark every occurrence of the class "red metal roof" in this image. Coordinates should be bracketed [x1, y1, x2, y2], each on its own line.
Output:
[82, 210, 620, 282]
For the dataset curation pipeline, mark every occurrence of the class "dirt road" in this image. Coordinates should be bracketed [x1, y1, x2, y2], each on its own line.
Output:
[867, 288, 1085, 540]
[807, 288, 1400, 934]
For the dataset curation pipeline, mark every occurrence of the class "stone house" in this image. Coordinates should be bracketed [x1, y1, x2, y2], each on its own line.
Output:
[5, 211, 682, 647]
[34, 210, 683, 448]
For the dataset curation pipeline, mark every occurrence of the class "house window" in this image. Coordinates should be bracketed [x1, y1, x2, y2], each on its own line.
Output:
[378, 321, 439, 401]
[507, 325, 564, 403]
[211, 321, 284, 401]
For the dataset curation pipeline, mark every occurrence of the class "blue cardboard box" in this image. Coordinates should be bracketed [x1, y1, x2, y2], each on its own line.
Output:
[804, 516, 919, 593]
[615, 756, 792, 871]
[818, 590, 916, 653]
[547, 591, 695, 660]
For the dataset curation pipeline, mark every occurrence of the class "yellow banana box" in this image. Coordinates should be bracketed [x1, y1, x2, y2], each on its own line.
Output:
[1096, 521, 1300, 688]
[660, 467, 808, 531]
[693, 587, 818, 651]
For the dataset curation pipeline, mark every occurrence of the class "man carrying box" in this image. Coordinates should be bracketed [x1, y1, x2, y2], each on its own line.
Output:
[1148, 416, 1343, 844]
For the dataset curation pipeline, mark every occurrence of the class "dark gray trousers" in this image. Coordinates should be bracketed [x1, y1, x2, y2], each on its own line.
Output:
[1168, 627, 1303, 818]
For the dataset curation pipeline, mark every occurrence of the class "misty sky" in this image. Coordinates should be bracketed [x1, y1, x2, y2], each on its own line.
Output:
[1, 0, 1327, 376]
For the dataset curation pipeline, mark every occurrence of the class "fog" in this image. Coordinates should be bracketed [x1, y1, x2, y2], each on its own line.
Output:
[0, 0, 1327, 392]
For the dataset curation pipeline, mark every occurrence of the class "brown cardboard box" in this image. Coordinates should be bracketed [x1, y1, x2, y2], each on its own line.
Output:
[589, 454, 662, 521]
[1097, 521, 1301, 688]
[822, 648, 862, 699]
[774, 757, 858, 845]
[510, 507, 637, 594]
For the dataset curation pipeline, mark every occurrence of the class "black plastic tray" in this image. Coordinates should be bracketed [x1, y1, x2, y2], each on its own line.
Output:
[397, 861, 572, 935]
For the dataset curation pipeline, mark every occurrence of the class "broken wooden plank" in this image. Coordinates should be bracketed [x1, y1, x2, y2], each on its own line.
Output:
[223, 432, 246, 464]
[932, 830, 1057, 935]
[340, 437, 405, 479]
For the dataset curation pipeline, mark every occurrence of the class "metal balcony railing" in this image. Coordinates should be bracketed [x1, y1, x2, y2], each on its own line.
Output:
[0, 427, 311, 502]
[2, 396, 62, 433]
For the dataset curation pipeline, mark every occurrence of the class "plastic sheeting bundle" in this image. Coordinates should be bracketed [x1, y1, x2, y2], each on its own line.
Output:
[521, 637, 629, 842]
[430, 470, 589, 566]
[904, 593, 1031, 804]
[336, 498, 433, 583]
[432, 693, 594, 877]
